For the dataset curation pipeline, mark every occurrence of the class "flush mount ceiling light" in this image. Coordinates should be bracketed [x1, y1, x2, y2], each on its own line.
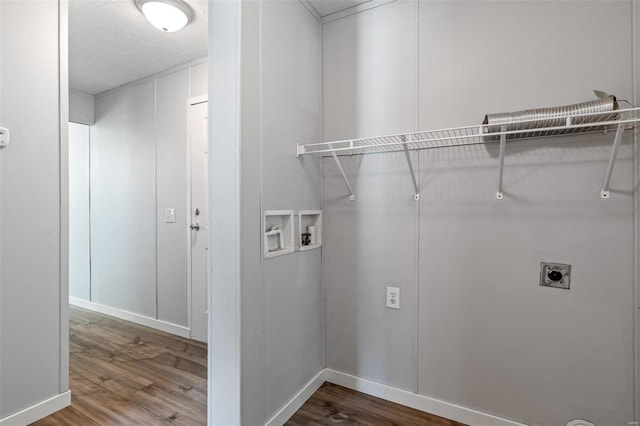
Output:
[135, 0, 193, 33]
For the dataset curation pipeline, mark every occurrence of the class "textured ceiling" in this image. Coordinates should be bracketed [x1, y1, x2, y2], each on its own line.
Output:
[307, 0, 372, 17]
[69, 0, 208, 95]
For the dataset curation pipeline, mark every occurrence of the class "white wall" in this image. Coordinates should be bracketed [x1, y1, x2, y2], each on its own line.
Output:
[322, 1, 636, 425]
[260, 1, 323, 421]
[69, 89, 95, 125]
[91, 80, 157, 317]
[155, 68, 189, 326]
[209, 2, 243, 421]
[208, 1, 323, 424]
[69, 123, 91, 301]
[0, 0, 70, 421]
[189, 61, 208, 98]
[635, 1, 640, 421]
[80, 60, 207, 327]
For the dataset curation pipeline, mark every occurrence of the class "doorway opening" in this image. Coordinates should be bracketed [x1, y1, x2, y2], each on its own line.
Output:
[64, 0, 209, 422]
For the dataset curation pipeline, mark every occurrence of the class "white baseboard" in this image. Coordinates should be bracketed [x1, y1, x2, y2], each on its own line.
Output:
[264, 368, 525, 426]
[69, 297, 191, 338]
[323, 369, 527, 426]
[0, 391, 71, 426]
[265, 369, 326, 426]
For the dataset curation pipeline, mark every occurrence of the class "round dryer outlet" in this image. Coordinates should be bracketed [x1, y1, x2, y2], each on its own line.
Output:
[566, 420, 596, 426]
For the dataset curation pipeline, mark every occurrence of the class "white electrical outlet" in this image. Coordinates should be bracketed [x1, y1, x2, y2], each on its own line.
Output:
[165, 208, 176, 223]
[386, 287, 400, 309]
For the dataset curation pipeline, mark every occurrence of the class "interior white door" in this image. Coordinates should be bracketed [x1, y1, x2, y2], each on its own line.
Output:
[188, 99, 208, 342]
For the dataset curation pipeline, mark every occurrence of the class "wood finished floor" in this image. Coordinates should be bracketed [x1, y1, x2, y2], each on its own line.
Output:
[32, 307, 208, 426]
[285, 382, 467, 426]
[35, 307, 465, 425]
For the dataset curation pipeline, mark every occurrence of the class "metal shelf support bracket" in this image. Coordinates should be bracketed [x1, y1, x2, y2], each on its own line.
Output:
[496, 125, 507, 200]
[402, 135, 420, 201]
[328, 143, 356, 201]
[600, 117, 626, 199]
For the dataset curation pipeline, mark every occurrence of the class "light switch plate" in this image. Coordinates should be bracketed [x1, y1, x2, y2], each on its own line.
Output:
[386, 287, 400, 309]
[540, 262, 571, 289]
[165, 208, 176, 223]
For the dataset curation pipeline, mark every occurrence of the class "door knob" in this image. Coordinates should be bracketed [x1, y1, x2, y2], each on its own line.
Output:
[190, 222, 200, 231]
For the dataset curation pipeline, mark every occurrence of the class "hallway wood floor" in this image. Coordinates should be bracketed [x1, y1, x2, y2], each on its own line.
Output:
[33, 307, 208, 425]
[35, 307, 464, 425]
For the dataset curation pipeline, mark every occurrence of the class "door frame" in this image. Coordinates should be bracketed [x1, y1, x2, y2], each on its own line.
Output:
[59, 0, 70, 394]
[186, 95, 208, 338]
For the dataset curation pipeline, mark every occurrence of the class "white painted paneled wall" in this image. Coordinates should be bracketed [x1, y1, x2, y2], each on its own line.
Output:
[322, 1, 636, 425]
[208, 0, 324, 423]
[69, 123, 91, 302]
[71, 60, 208, 328]
[91, 79, 158, 317]
[635, 1, 640, 420]
[69, 89, 95, 125]
[260, 1, 323, 421]
[0, 0, 70, 422]
[155, 68, 190, 326]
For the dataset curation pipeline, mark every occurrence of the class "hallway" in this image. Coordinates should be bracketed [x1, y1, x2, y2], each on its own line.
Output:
[33, 307, 207, 425]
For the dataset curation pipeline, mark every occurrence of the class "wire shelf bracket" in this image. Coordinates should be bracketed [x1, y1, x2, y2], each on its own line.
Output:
[401, 135, 420, 201]
[600, 115, 627, 199]
[496, 125, 507, 200]
[298, 141, 356, 200]
[330, 143, 355, 201]
[297, 107, 640, 200]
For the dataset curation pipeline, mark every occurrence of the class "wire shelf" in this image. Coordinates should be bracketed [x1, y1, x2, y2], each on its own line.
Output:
[297, 107, 640, 201]
[297, 107, 640, 157]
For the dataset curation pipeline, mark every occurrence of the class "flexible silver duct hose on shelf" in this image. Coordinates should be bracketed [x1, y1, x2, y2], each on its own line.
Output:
[482, 97, 619, 141]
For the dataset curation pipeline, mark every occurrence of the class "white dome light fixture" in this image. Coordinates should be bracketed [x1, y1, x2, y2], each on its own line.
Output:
[135, 0, 193, 33]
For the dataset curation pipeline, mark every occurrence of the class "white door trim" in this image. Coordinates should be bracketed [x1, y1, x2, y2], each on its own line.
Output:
[58, 0, 71, 395]
[186, 95, 208, 339]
